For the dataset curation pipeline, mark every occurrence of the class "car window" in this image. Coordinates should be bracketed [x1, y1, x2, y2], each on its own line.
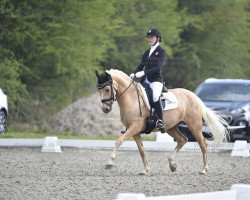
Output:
[196, 84, 250, 101]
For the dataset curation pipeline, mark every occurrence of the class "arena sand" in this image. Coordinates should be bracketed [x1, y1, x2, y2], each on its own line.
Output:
[0, 147, 249, 200]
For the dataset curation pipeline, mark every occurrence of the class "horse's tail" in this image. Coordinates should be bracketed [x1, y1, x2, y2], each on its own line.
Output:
[198, 98, 229, 144]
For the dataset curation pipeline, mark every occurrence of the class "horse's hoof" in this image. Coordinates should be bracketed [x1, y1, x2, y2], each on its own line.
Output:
[105, 164, 114, 170]
[199, 166, 208, 174]
[169, 162, 177, 172]
[199, 170, 206, 175]
[139, 170, 147, 175]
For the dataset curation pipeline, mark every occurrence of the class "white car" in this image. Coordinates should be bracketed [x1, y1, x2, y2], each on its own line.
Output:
[0, 88, 8, 133]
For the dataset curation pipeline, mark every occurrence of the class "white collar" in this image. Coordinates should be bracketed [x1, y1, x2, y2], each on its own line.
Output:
[149, 42, 160, 57]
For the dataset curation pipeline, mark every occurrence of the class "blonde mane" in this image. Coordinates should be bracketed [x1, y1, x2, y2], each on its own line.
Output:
[106, 69, 131, 82]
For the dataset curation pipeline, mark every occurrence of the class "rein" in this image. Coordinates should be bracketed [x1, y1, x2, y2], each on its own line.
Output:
[115, 80, 134, 101]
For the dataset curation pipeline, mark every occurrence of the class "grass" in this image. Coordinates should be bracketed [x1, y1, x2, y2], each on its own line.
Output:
[0, 131, 156, 141]
[0, 131, 118, 140]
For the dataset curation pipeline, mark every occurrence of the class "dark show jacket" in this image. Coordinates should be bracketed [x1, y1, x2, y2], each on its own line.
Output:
[133, 45, 167, 83]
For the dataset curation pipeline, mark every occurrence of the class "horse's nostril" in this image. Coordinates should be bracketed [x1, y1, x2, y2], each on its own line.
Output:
[102, 107, 110, 113]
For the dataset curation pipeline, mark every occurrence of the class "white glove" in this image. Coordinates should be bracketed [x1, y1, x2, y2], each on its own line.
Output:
[129, 73, 135, 79]
[135, 71, 145, 78]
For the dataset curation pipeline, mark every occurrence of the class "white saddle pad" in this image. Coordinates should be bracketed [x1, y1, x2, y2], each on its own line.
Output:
[138, 84, 178, 111]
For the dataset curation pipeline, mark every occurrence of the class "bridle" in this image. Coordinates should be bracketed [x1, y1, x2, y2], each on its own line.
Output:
[96, 73, 144, 117]
[96, 80, 115, 107]
[96, 79, 134, 107]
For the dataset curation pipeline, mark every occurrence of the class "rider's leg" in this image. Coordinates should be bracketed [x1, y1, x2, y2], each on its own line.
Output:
[153, 100, 166, 133]
[150, 81, 165, 133]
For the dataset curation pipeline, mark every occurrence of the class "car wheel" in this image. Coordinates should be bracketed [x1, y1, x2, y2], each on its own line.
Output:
[0, 111, 7, 133]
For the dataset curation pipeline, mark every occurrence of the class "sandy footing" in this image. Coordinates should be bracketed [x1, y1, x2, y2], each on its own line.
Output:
[0, 148, 249, 200]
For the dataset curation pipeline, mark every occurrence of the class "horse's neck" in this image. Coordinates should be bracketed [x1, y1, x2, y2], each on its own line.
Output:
[115, 78, 136, 104]
[115, 79, 142, 111]
[114, 77, 130, 96]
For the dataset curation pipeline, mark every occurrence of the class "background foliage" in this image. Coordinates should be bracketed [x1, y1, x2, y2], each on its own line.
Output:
[0, 0, 249, 130]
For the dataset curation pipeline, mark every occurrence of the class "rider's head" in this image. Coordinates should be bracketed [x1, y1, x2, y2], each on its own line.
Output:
[146, 28, 161, 46]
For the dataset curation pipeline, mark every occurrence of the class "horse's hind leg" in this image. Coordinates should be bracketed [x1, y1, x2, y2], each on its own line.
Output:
[188, 125, 208, 174]
[199, 137, 208, 174]
[167, 126, 188, 172]
[133, 134, 150, 175]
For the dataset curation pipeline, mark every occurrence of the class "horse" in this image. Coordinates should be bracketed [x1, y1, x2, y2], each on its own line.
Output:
[95, 69, 228, 175]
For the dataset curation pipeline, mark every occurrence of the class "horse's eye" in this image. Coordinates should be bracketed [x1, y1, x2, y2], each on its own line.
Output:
[105, 88, 110, 92]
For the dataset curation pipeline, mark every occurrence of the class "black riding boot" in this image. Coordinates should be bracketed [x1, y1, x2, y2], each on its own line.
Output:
[153, 100, 166, 133]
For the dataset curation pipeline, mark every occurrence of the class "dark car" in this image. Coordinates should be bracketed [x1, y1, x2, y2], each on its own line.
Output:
[0, 88, 8, 133]
[179, 79, 250, 143]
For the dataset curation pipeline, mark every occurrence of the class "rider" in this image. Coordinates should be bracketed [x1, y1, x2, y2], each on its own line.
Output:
[130, 28, 167, 133]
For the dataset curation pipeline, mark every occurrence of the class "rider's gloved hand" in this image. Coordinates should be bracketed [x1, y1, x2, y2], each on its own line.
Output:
[129, 73, 135, 79]
[135, 71, 145, 78]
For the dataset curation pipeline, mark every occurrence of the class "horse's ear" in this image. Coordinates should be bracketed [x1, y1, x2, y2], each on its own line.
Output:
[95, 70, 100, 78]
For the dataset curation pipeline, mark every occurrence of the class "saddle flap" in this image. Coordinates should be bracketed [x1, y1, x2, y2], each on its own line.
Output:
[161, 92, 178, 110]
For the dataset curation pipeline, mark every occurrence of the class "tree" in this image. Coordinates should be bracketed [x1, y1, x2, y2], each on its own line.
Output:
[167, 0, 250, 89]
[103, 0, 183, 77]
[0, 0, 118, 125]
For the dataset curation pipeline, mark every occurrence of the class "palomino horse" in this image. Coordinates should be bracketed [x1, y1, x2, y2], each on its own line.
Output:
[95, 69, 228, 175]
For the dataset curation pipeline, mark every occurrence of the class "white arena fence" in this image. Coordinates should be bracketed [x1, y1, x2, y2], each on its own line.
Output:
[115, 184, 250, 200]
[0, 137, 249, 152]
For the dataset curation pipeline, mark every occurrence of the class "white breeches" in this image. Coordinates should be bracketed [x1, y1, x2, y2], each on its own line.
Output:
[144, 78, 163, 102]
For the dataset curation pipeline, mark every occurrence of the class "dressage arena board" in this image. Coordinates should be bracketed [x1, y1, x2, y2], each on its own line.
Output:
[1, 138, 250, 151]
[0, 139, 250, 200]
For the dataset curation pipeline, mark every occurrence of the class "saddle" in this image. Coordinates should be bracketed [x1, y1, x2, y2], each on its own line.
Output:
[139, 82, 178, 134]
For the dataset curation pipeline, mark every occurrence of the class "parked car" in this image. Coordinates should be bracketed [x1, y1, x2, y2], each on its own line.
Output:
[0, 88, 8, 133]
[179, 79, 250, 143]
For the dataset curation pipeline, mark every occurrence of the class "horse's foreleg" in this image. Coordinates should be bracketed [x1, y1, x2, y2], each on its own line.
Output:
[167, 126, 188, 172]
[133, 134, 150, 175]
[105, 128, 136, 170]
[105, 136, 124, 169]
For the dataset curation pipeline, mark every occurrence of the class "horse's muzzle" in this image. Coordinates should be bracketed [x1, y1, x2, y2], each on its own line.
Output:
[102, 106, 112, 113]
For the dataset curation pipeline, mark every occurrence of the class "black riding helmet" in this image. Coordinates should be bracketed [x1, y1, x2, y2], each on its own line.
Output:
[146, 28, 162, 42]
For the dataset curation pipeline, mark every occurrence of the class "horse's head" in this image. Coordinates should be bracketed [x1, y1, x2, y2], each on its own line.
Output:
[95, 70, 116, 113]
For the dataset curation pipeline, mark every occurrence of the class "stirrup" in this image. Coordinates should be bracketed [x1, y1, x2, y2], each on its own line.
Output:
[156, 120, 166, 133]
